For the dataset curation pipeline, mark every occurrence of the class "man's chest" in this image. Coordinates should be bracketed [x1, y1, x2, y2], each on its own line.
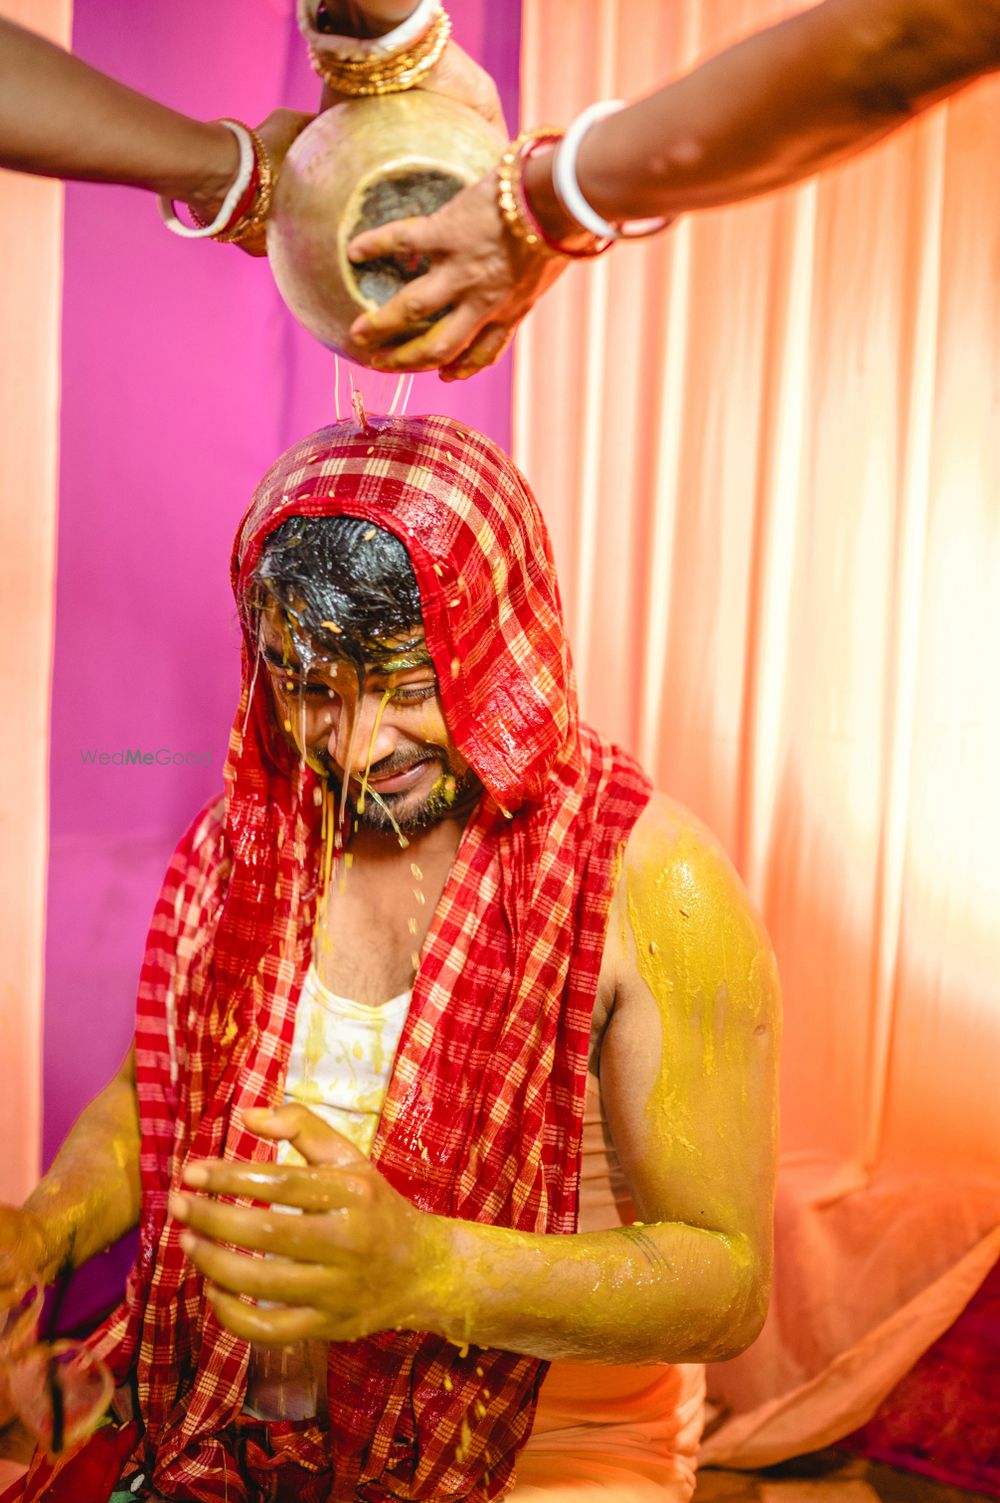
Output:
[310, 829, 622, 1041]
[312, 852, 450, 1004]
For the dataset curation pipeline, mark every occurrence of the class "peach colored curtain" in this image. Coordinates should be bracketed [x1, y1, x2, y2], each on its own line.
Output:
[0, 0, 71, 1205]
[516, 0, 1000, 1467]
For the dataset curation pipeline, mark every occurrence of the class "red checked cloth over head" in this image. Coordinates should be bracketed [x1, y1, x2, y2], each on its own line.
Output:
[85, 416, 651, 1502]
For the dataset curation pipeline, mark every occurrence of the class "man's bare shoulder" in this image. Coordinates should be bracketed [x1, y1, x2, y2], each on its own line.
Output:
[624, 788, 728, 869]
[606, 789, 777, 1015]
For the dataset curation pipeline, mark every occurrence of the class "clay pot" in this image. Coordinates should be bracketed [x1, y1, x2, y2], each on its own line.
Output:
[267, 92, 504, 364]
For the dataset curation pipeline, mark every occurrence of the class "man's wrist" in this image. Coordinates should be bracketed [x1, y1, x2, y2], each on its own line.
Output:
[20, 1196, 78, 1285]
[404, 1212, 472, 1339]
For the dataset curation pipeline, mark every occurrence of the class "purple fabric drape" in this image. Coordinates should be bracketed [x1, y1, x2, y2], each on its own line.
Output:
[46, 0, 521, 1328]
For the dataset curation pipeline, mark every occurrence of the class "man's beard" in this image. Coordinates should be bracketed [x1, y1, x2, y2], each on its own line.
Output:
[325, 747, 481, 835]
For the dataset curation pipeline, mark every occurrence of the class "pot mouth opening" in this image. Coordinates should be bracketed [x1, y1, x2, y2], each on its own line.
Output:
[347, 166, 466, 312]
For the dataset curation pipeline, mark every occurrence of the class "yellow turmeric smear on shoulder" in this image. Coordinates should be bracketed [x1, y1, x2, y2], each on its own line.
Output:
[625, 829, 775, 1138]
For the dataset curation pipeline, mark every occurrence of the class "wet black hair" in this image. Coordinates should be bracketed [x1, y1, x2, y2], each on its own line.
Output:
[252, 514, 424, 670]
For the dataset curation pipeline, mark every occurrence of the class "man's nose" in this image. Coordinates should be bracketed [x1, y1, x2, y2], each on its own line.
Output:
[327, 691, 398, 776]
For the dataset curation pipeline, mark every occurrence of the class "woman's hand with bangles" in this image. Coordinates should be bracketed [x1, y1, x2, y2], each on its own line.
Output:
[190, 108, 315, 258]
[346, 172, 568, 379]
[319, 39, 506, 134]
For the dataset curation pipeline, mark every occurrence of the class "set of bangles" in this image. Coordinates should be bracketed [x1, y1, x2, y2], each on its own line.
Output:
[497, 107, 669, 261]
[158, 118, 272, 245]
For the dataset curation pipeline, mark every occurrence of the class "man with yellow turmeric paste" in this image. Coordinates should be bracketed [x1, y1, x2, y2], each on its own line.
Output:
[0, 417, 778, 1502]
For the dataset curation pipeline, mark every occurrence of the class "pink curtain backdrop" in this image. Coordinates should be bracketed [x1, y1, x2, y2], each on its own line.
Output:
[516, 0, 1000, 1467]
[43, 0, 519, 1326]
[0, 0, 72, 1209]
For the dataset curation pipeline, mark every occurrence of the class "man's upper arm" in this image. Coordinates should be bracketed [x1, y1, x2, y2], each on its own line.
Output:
[598, 793, 780, 1273]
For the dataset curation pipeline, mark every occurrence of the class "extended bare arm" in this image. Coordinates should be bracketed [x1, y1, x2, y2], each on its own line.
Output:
[0, 1047, 140, 1302]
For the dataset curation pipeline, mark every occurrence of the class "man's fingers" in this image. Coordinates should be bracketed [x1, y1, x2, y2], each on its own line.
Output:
[350, 268, 461, 347]
[169, 1193, 351, 1261]
[347, 216, 440, 268]
[204, 1286, 326, 1345]
[241, 1103, 366, 1169]
[181, 1159, 366, 1212]
[180, 1234, 340, 1305]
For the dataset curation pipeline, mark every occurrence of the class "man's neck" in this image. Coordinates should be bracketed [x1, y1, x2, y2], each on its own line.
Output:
[347, 807, 470, 872]
[313, 806, 474, 1005]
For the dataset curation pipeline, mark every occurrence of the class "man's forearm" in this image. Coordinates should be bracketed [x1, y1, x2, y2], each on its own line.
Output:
[420, 1216, 766, 1365]
[0, 19, 237, 209]
[23, 1057, 141, 1283]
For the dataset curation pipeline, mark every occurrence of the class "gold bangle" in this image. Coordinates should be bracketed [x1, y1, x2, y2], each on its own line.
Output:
[309, 7, 451, 96]
[496, 128, 563, 255]
[212, 120, 274, 246]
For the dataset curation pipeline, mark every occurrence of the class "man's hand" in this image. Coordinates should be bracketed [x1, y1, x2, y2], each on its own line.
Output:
[170, 1104, 450, 1344]
[0, 1206, 56, 1308]
[346, 173, 567, 379]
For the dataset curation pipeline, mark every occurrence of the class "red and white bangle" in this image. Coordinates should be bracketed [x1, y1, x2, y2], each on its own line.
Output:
[157, 119, 256, 240]
[552, 99, 671, 243]
[519, 135, 613, 259]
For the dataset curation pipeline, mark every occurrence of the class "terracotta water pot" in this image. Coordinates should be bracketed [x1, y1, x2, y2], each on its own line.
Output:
[267, 92, 504, 364]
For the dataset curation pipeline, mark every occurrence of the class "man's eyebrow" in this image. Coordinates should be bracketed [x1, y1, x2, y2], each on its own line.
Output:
[375, 647, 434, 673]
[260, 643, 297, 668]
